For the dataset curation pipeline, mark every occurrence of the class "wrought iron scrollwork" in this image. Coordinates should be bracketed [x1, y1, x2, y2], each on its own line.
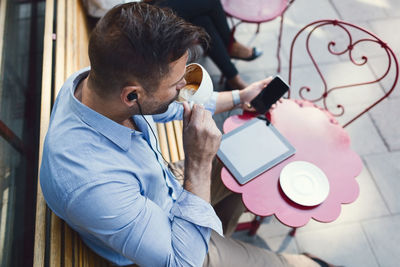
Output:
[288, 20, 399, 127]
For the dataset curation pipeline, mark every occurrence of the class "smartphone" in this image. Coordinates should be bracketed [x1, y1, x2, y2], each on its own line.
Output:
[250, 75, 289, 114]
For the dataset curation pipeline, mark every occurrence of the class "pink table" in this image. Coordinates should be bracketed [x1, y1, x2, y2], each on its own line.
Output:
[220, 0, 294, 72]
[221, 99, 363, 231]
[221, 0, 289, 24]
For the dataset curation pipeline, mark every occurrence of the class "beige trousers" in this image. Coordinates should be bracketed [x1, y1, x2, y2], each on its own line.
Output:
[170, 159, 320, 267]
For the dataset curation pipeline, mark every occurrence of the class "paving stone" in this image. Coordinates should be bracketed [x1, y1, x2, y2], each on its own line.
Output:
[369, 18, 400, 54]
[234, 31, 281, 73]
[285, 0, 339, 24]
[364, 151, 400, 213]
[295, 223, 379, 267]
[369, 98, 400, 151]
[367, 55, 400, 99]
[330, 0, 387, 22]
[344, 113, 388, 156]
[362, 215, 400, 267]
[382, 0, 400, 17]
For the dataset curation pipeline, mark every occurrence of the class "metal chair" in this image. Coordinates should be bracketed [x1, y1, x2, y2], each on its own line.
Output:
[221, 0, 295, 72]
[235, 19, 399, 237]
[287, 19, 399, 128]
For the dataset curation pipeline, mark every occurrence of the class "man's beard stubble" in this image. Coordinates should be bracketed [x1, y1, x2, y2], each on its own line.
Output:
[150, 90, 180, 115]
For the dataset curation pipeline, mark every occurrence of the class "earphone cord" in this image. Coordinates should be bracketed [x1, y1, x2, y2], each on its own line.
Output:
[136, 101, 184, 180]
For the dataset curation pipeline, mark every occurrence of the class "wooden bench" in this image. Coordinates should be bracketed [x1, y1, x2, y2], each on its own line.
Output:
[33, 1, 184, 266]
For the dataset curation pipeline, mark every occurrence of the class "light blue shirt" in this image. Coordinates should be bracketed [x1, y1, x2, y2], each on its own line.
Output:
[40, 68, 223, 266]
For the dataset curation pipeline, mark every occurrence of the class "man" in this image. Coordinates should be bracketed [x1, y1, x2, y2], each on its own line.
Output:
[40, 2, 334, 266]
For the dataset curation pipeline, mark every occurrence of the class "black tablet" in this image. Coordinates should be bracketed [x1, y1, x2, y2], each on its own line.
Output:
[217, 117, 296, 185]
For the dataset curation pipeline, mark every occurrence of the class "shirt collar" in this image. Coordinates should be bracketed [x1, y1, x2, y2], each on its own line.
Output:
[68, 68, 134, 151]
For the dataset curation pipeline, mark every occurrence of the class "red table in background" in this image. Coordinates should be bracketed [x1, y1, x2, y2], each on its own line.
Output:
[221, 99, 363, 232]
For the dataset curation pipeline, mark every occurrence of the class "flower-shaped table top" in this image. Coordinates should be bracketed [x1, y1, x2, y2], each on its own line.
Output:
[221, 0, 288, 23]
[221, 99, 363, 228]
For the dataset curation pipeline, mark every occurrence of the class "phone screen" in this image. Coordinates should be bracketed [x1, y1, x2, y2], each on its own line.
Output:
[250, 76, 289, 114]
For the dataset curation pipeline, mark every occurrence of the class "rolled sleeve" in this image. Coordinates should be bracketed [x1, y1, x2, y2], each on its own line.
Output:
[170, 189, 223, 236]
[153, 92, 219, 123]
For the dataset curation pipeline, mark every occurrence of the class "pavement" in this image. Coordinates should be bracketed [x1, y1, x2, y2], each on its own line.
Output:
[200, 0, 400, 266]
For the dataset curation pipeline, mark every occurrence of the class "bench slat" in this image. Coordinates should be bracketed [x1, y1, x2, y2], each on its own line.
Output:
[54, 0, 66, 101]
[33, 0, 55, 265]
[76, 0, 91, 68]
[74, 231, 79, 267]
[50, 213, 62, 267]
[50, 1, 68, 264]
[173, 120, 185, 161]
[165, 122, 179, 162]
[156, 123, 171, 162]
[0, 0, 7, 77]
[64, 223, 73, 267]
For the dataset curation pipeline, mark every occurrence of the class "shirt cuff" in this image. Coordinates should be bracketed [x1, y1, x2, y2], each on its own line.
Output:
[170, 189, 223, 236]
[203, 92, 218, 114]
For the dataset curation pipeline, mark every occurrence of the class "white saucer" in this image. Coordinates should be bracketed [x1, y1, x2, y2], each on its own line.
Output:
[279, 161, 330, 206]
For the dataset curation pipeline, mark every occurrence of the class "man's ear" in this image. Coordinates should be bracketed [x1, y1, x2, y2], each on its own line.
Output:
[121, 86, 142, 107]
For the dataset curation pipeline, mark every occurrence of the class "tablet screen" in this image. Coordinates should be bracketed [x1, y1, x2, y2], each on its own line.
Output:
[217, 118, 295, 184]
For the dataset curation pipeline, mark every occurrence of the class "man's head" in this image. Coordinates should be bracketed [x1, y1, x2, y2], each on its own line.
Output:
[87, 2, 208, 114]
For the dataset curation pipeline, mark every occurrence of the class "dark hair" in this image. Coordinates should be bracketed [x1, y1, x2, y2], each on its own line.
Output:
[87, 2, 209, 96]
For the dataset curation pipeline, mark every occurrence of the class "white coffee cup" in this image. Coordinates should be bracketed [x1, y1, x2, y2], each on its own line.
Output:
[178, 63, 213, 106]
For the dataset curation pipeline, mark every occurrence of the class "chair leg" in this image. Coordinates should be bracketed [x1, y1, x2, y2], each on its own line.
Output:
[276, 14, 285, 73]
[248, 216, 264, 236]
[289, 227, 297, 236]
[235, 221, 253, 232]
[256, 23, 261, 34]
[235, 216, 265, 236]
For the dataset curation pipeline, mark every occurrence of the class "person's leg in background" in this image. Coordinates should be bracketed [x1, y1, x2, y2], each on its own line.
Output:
[190, 15, 247, 90]
[154, 0, 236, 48]
[154, 0, 230, 43]
[152, 0, 261, 90]
[184, 0, 261, 61]
[154, 0, 258, 60]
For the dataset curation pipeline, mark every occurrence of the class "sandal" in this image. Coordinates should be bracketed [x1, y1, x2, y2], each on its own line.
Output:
[231, 47, 263, 61]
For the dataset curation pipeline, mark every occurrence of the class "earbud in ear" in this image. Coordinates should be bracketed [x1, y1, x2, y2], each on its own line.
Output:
[127, 92, 137, 101]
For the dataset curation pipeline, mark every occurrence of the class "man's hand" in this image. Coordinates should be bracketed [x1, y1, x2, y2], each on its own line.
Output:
[181, 102, 222, 202]
[239, 77, 273, 112]
[182, 103, 221, 163]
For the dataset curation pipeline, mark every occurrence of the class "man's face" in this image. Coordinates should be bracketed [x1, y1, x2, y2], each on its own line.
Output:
[140, 52, 188, 115]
